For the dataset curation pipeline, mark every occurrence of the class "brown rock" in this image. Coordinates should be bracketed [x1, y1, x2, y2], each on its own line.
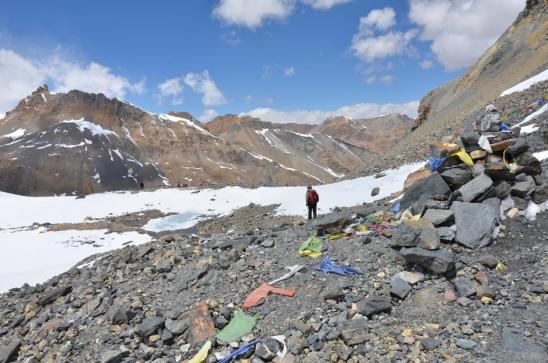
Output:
[181, 303, 216, 344]
[474, 271, 489, 285]
[404, 169, 433, 190]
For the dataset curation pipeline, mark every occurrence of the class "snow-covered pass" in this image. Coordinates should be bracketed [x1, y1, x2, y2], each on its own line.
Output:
[499, 68, 548, 97]
[0, 162, 423, 292]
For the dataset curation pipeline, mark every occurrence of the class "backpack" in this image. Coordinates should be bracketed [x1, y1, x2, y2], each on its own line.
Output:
[308, 190, 319, 204]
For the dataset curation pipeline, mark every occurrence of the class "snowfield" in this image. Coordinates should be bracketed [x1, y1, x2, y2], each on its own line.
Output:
[0, 162, 424, 292]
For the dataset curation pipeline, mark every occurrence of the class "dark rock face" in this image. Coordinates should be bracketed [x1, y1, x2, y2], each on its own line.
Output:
[451, 202, 497, 249]
[400, 174, 451, 210]
[399, 247, 456, 275]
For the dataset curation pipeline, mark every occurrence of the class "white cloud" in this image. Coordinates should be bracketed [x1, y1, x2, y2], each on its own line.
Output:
[360, 7, 396, 31]
[0, 48, 144, 115]
[351, 8, 417, 63]
[243, 95, 254, 103]
[284, 67, 296, 77]
[241, 100, 419, 124]
[212, 0, 351, 28]
[351, 28, 417, 63]
[409, 0, 525, 71]
[420, 59, 433, 69]
[157, 77, 184, 105]
[184, 70, 226, 106]
[213, 0, 296, 29]
[199, 109, 220, 122]
[220, 30, 242, 46]
[301, 0, 352, 10]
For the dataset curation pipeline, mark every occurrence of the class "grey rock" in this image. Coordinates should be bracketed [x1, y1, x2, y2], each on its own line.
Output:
[440, 166, 473, 190]
[38, 285, 72, 306]
[451, 201, 497, 249]
[400, 247, 456, 275]
[511, 174, 536, 197]
[136, 317, 165, 337]
[420, 338, 441, 350]
[400, 173, 451, 210]
[371, 186, 380, 196]
[390, 276, 412, 300]
[494, 180, 512, 199]
[107, 303, 130, 325]
[340, 318, 369, 345]
[460, 132, 480, 147]
[0, 339, 21, 363]
[436, 226, 455, 242]
[478, 254, 499, 269]
[422, 209, 454, 226]
[457, 174, 493, 202]
[357, 295, 392, 317]
[453, 277, 476, 297]
[165, 319, 188, 335]
[482, 197, 501, 218]
[532, 183, 548, 204]
[456, 338, 478, 350]
[514, 152, 542, 175]
[155, 259, 172, 273]
[391, 220, 440, 250]
[513, 197, 529, 210]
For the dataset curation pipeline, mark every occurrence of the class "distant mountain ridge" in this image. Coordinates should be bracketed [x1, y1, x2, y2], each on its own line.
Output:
[0, 86, 413, 195]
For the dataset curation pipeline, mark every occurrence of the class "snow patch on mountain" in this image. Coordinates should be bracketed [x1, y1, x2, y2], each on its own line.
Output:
[1, 128, 26, 140]
[499, 68, 548, 97]
[61, 118, 118, 138]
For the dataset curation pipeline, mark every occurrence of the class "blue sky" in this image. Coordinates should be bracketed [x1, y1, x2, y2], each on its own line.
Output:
[0, 0, 525, 123]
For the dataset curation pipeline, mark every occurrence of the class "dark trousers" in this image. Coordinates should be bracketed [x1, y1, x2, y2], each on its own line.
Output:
[308, 204, 317, 219]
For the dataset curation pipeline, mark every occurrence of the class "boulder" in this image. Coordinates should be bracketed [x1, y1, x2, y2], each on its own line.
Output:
[457, 174, 493, 202]
[511, 174, 536, 197]
[440, 166, 473, 190]
[390, 220, 440, 250]
[399, 247, 456, 275]
[512, 197, 529, 210]
[469, 150, 487, 159]
[101, 350, 128, 363]
[422, 209, 454, 226]
[107, 303, 131, 325]
[482, 198, 501, 218]
[357, 295, 392, 317]
[315, 211, 354, 236]
[390, 276, 412, 299]
[451, 202, 497, 249]
[370, 186, 380, 196]
[400, 174, 451, 210]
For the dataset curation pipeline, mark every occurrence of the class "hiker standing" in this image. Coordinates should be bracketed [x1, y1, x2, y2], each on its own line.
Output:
[306, 186, 319, 220]
[139, 182, 144, 191]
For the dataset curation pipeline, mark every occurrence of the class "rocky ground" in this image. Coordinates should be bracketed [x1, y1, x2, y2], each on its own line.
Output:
[0, 183, 546, 362]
